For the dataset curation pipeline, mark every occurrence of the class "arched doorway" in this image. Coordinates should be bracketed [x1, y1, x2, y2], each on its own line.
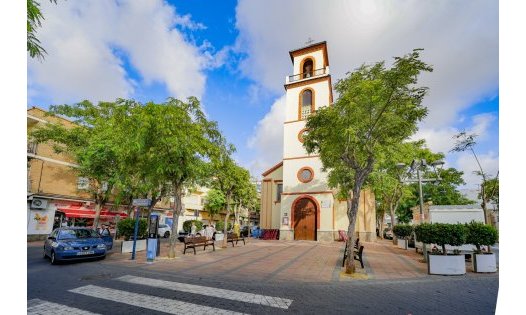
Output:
[293, 198, 317, 240]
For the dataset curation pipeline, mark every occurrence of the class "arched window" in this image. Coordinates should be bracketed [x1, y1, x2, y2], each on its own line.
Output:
[300, 89, 313, 119]
[302, 59, 314, 78]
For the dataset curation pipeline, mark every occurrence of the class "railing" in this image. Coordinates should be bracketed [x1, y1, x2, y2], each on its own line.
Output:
[27, 142, 38, 154]
[301, 107, 311, 120]
[287, 67, 328, 83]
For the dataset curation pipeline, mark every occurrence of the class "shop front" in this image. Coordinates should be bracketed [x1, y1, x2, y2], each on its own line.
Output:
[55, 203, 128, 232]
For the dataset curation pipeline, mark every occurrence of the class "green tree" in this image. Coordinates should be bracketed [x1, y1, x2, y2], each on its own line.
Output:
[30, 100, 126, 229]
[370, 140, 433, 241]
[204, 189, 226, 225]
[128, 97, 222, 258]
[303, 49, 432, 274]
[27, 0, 57, 60]
[480, 175, 499, 213]
[209, 142, 251, 248]
[451, 131, 498, 225]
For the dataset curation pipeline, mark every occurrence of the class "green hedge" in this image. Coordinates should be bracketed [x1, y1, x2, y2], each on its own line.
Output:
[215, 221, 232, 232]
[116, 218, 148, 240]
[465, 221, 499, 252]
[414, 223, 467, 255]
[392, 224, 413, 239]
[183, 220, 203, 233]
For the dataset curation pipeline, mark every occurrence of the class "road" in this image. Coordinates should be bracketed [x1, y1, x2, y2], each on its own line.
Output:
[28, 240, 499, 315]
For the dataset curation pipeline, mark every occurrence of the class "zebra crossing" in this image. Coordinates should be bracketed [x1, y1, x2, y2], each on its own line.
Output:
[28, 274, 293, 314]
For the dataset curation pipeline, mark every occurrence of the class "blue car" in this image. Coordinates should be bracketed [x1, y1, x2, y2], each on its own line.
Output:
[43, 227, 113, 264]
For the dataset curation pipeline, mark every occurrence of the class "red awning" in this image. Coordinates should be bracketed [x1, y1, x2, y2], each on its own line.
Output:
[56, 205, 127, 219]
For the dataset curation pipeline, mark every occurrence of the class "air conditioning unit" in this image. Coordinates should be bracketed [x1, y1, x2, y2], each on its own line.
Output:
[31, 198, 48, 210]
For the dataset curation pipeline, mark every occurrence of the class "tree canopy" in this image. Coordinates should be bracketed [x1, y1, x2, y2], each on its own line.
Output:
[303, 49, 433, 273]
[28, 0, 57, 60]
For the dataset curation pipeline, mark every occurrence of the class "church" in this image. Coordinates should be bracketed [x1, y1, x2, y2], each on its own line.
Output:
[260, 41, 376, 242]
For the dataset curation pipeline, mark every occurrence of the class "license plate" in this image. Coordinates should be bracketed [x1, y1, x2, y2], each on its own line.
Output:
[76, 251, 94, 256]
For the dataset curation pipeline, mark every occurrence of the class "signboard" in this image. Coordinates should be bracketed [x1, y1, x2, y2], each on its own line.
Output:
[132, 199, 151, 207]
[321, 200, 331, 208]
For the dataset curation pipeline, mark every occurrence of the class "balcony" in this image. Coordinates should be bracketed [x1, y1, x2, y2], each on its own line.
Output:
[286, 66, 330, 84]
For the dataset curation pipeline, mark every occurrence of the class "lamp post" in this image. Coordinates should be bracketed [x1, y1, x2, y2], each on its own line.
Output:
[396, 159, 444, 261]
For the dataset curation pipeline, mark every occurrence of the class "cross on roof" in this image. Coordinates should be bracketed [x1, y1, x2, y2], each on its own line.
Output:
[305, 37, 314, 45]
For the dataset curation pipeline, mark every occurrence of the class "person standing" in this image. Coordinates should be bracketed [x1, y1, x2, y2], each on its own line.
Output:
[190, 222, 197, 236]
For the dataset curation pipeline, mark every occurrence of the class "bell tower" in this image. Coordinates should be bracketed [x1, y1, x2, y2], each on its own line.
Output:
[280, 41, 334, 241]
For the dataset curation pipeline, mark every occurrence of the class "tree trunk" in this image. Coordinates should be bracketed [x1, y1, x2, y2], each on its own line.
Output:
[168, 185, 183, 258]
[379, 214, 385, 239]
[389, 203, 397, 245]
[345, 186, 361, 274]
[92, 199, 103, 229]
[234, 203, 240, 225]
[222, 196, 231, 248]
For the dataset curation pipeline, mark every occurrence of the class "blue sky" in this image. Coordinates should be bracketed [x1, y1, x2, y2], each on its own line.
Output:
[27, 0, 499, 190]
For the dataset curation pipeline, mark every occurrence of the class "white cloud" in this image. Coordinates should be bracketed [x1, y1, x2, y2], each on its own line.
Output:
[237, 0, 498, 184]
[234, 0, 498, 129]
[455, 151, 499, 190]
[246, 96, 286, 176]
[412, 112, 498, 188]
[413, 113, 497, 154]
[28, 0, 216, 105]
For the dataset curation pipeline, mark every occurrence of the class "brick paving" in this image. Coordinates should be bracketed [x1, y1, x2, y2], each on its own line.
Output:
[83, 237, 498, 283]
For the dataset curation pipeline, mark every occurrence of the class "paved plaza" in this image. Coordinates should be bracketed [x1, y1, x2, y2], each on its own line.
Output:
[27, 238, 499, 314]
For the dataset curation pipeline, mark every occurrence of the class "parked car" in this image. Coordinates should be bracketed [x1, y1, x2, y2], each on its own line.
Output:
[43, 227, 109, 264]
[383, 228, 393, 240]
[157, 224, 172, 238]
[98, 227, 114, 250]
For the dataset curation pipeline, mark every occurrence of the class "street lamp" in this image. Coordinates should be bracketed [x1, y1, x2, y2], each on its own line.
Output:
[397, 159, 444, 260]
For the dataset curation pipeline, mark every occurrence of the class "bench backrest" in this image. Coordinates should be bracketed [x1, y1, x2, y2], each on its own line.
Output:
[185, 236, 208, 244]
[227, 232, 239, 239]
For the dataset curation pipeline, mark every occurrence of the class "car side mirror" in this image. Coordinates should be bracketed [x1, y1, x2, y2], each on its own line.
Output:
[47, 236, 55, 240]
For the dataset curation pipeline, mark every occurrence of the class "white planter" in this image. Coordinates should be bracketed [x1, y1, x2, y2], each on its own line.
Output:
[472, 253, 497, 273]
[121, 239, 147, 253]
[215, 233, 224, 241]
[428, 254, 466, 275]
[397, 239, 408, 250]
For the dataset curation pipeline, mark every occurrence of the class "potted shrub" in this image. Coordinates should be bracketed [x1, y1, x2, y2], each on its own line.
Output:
[416, 223, 467, 275]
[393, 224, 413, 250]
[465, 221, 498, 273]
[117, 218, 148, 253]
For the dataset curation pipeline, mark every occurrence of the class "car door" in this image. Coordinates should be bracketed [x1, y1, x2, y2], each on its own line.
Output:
[44, 229, 58, 255]
[100, 228, 113, 250]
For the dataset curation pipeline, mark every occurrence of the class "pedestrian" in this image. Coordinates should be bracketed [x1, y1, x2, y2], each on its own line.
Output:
[190, 222, 197, 236]
[204, 224, 215, 240]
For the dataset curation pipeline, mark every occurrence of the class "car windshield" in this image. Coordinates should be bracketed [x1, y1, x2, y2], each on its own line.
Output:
[58, 229, 99, 240]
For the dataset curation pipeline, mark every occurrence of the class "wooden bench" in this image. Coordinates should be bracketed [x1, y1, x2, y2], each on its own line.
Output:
[354, 245, 364, 268]
[227, 232, 245, 247]
[183, 236, 215, 255]
[342, 239, 363, 268]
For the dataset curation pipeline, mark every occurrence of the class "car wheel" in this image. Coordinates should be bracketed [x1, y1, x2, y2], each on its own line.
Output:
[43, 247, 47, 259]
[50, 251, 58, 265]
[164, 231, 170, 238]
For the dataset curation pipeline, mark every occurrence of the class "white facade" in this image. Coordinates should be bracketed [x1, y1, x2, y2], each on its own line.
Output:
[428, 205, 485, 224]
[260, 41, 376, 242]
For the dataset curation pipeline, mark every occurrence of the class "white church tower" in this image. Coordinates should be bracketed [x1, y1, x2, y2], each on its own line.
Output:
[260, 41, 376, 242]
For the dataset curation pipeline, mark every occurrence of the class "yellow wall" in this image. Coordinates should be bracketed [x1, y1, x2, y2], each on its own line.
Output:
[260, 164, 283, 229]
[27, 107, 91, 200]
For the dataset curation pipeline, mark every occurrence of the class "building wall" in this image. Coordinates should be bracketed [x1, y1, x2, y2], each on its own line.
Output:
[261, 42, 376, 241]
[292, 50, 326, 75]
[284, 80, 331, 122]
[260, 165, 283, 229]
